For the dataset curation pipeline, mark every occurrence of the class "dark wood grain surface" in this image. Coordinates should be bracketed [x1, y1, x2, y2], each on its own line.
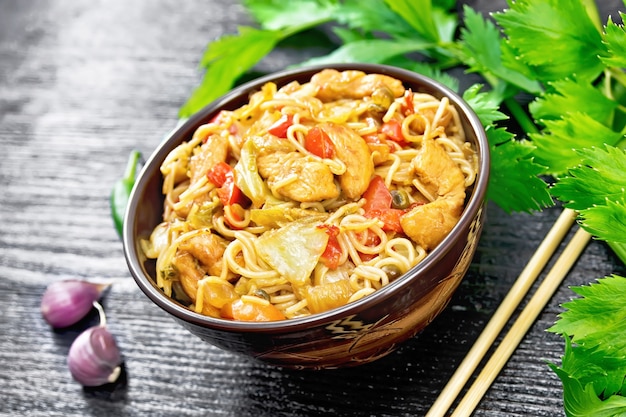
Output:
[2, 1, 625, 416]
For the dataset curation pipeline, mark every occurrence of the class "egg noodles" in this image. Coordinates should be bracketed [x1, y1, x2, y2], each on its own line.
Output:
[141, 69, 477, 321]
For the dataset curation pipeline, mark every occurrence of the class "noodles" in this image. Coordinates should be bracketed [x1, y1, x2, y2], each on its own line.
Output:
[141, 69, 477, 321]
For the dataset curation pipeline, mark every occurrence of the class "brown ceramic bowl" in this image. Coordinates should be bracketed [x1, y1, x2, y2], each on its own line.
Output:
[123, 63, 489, 369]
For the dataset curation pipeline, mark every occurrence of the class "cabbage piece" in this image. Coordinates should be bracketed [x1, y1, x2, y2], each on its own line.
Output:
[234, 139, 276, 207]
[253, 218, 329, 287]
[250, 206, 328, 228]
[187, 201, 219, 229]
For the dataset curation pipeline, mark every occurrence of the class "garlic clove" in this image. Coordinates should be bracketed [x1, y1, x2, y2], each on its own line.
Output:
[41, 280, 109, 328]
[67, 325, 122, 387]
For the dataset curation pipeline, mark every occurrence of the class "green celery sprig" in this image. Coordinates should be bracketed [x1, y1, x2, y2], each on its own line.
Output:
[493, 0, 626, 257]
[548, 275, 626, 416]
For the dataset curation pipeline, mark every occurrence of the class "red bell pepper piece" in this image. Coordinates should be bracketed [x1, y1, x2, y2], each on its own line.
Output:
[362, 176, 405, 233]
[318, 224, 342, 269]
[380, 119, 408, 146]
[304, 126, 334, 159]
[401, 90, 415, 116]
[206, 161, 231, 187]
[207, 162, 248, 207]
[267, 114, 294, 138]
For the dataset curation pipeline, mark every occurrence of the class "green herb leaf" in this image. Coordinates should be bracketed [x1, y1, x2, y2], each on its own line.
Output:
[549, 275, 626, 348]
[529, 78, 618, 126]
[548, 275, 626, 413]
[336, 0, 418, 39]
[110, 150, 142, 238]
[298, 38, 435, 66]
[462, 84, 553, 214]
[494, 0, 606, 83]
[549, 337, 626, 417]
[600, 13, 626, 68]
[243, 0, 339, 31]
[530, 113, 624, 175]
[459, 6, 542, 95]
[484, 126, 553, 213]
[384, 0, 441, 42]
[462, 83, 508, 126]
[552, 145, 626, 243]
[578, 201, 626, 244]
[552, 146, 626, 212]
[179, 27, 283, 118]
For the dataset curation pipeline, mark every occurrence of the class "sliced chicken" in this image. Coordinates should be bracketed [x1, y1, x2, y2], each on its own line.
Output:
[400, 138, 466, 250]
[188, 134, 229, 184]
[250, 133, 296, 157]
[319, 123, 374, 199]
[257, 151, 339, 202]
[310, 69, 405, 102]
[178, 233, 229, 278]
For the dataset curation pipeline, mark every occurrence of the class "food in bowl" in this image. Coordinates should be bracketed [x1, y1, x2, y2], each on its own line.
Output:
[139, 68, 478, 322]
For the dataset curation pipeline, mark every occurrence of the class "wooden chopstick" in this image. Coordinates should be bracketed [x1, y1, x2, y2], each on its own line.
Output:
[450, 226, 591, 416]
[425, 208, 581, 417]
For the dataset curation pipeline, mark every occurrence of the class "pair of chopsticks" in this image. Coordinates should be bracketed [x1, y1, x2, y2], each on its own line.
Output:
[425, 208, 592, 417]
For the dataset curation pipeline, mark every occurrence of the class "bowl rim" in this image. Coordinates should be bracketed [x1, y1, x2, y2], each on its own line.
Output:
[123, 62, 490, 333]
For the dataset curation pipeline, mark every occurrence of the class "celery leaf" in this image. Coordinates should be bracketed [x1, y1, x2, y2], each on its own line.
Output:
[552, 146, 626, 243]
[462, 83, 508, 126]
[484, 126, 552, 213]
[336, 0, 418, 39]
[179, 27, 283, 117]
[243, 0, 339, 31]
[530, 113, 624, 175]
[552, 146, 626, 211]
[384, 0, 441, 42]
[549, 275, 626, 348]
[548, 275, 626, 414]
[494, 0, 606, 83]
[579, 201, 626, 244]
[297, 38, 435, 66]
[529, 78, 618, 126]
[459, 6, 542, 95]
[600, 13, 626, 68]
[550, 339, 626, 417]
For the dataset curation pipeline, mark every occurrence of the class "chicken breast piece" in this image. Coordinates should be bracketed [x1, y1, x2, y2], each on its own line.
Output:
[178, 233, 229, 278]
[412, 137, 466, 198]
[188, 134, 229, 184]
[250, 133, 296, 157]
[310, 69, 405, 102]
[400, 138, 466, 250]
[400, 194, 464, 250]
[319, 123, 374, 199]
[257, 151, 339, 202]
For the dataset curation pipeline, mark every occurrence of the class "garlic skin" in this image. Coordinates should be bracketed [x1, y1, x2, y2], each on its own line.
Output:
[67, 324, 122, 386]
[41, 280, 109, 328]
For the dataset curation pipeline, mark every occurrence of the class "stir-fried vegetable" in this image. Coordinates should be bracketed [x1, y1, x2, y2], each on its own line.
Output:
[234, 139, 274, 207]
[304, 126, 335, 158]
[207, 161, 249, 207]
[253, 218, 329, 287]
[362, 175, 407, 233]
